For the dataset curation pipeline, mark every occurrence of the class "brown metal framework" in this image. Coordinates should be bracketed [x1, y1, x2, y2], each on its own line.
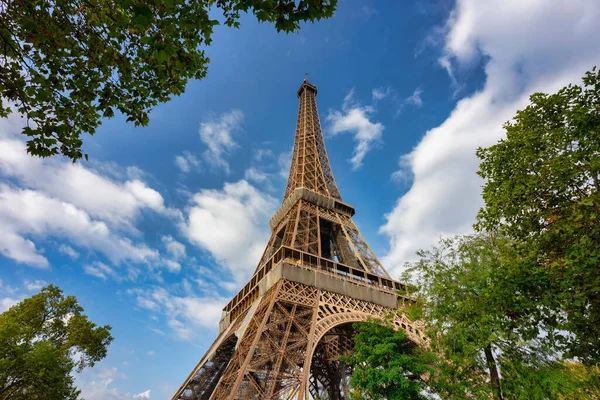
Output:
[172, 77, 426, 400]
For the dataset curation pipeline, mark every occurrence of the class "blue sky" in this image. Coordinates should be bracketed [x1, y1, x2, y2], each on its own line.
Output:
[1, 1, 599, 398]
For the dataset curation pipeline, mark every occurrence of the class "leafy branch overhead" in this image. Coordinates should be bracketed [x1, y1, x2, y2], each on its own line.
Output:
[0, 0, 337, 161]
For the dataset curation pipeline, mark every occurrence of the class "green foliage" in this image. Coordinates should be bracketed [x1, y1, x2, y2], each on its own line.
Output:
[405, 234, 520, 399]
[404, 233, 599, 399]
[340, 319, 433, 400]
[476, 67, 600, 364]
[0, 0, 337, 161]
[0, 285, 113, 399]
[500, 359, 600, 400]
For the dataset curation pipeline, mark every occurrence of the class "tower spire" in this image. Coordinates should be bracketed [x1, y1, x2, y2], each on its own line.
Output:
[284, 76, 341, 201]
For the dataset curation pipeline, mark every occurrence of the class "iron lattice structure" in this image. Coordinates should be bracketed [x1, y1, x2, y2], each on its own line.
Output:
[172, 77, 427, 400]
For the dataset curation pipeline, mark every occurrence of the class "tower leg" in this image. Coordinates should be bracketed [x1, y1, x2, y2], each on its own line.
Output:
[210, 281, 319, 400]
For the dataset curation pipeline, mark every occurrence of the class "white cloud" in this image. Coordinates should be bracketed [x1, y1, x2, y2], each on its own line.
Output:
[438, 55, 460, 94]
[125, 180, 168, 212]
[0, 119, 181, 271]
[77, 367, 132, 400]
[134, 390, 152, 399]
[0, 230, 49, 268]
[0, 184, 159, 269]
[405, 87, 423, 107]
[381, 0, 600, 277]
[151, 327, 165, 335]
[327, 90, 384, 170]
[253, 149, 275, 162]
[133, 286, 227, 340]
[174, 152, 201, 174]
[162, 258, 181, 273]
[181, 180, 276, 281]
[23, 279, 47, 291]
[181, 278, 193, 295]
[0, 280, 18, 295]
[84, 261, 117, 281]
[146, 350, 155, 356]
[396, 87, 424, 116]
[0, 297, 20, 313]
[244, 167, 269, 184]
[58, 244, 79, 259]
[1, 280, 45, 312]
[0, 137, 179, 230]
[126, 166, 146, 181]
[372, 86, 393, 102]
[199, 110, 244, 173]
[161, 235, 186, 260]
[136, 295, 161, 312]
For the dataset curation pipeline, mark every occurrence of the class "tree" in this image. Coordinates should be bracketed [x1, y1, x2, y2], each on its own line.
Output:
[476, 67, 600, 364]
[0, 285, 113, 399]
[404, 234, 519, 400]
[404, 233, 598, 400]
[340, 319, 433, 400]
[0, 0, 337, 161]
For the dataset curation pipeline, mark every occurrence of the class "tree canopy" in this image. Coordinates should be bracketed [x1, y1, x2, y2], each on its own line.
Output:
[403, 233, 600, 400]
[0, 0, 337, 161]
[0, 285, 113, 400]
[476, 67, 600, 364]
[341, 319, 433, 400]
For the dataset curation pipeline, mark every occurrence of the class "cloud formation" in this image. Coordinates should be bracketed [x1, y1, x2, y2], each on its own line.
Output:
[23, 279, 47, 291]
[0, 280, 20, 313]
[134, 390, 152, 399]
[327, 90, 384, 170]
[1, 280, 45, 313]
[58, 244, 80, 259]
[161, 236, 186, 260]
[181, 180, 276, 282]
[84, 261, 119, 281]
[405, 87, 423, 108]
[77, 367, 135, 400]
[381, 0, 600, 277]
[0, 184, 160, 269]
[372, 86, 393, 102]
[199, 109, 244, 173]
[174, 152, 201, 174]
[0, 138, 179, 229]
[133, 286, 227, 340]
[0, 115, 178, 272]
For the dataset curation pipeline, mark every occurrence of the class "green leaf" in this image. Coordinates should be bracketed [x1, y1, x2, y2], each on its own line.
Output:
[156, 50, 168, 62]
[132, 4, 153, 29]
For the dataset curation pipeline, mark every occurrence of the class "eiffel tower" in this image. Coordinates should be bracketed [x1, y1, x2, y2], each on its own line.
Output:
[172, 76, 427, 400]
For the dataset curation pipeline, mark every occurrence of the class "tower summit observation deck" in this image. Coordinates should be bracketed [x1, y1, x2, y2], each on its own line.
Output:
[172, 76, 426, 400]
